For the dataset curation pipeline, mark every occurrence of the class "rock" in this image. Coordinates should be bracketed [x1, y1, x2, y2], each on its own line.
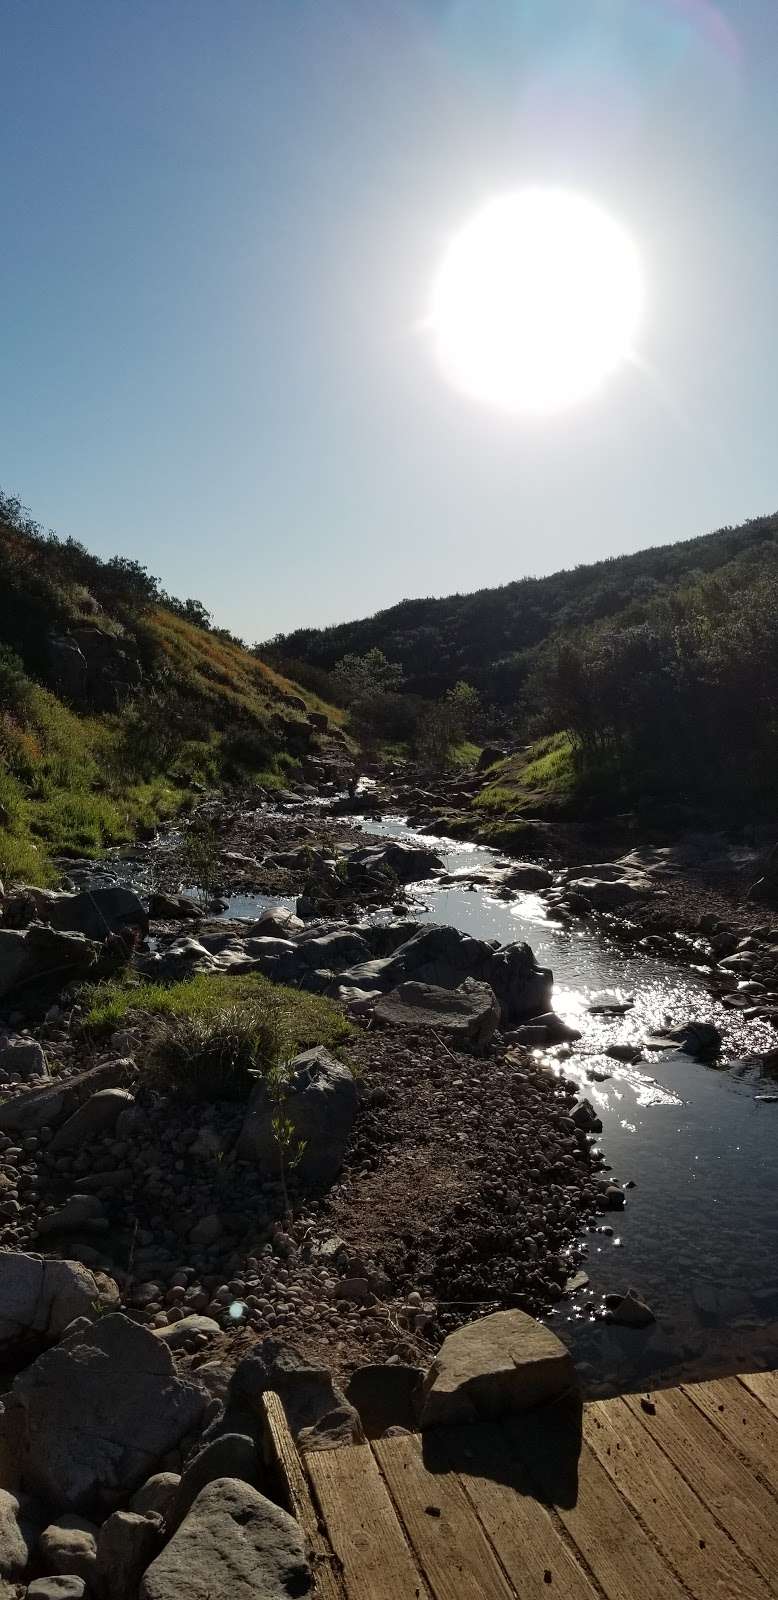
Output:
[349, 840, 443, 884]
[308, 711, 328, 732]
[571, 1099, 602, 1133]
[663, 1021, 721, 1057]
[229, 1340, 362, 1451]
[339, 924, 553, 1023]
[38, 1517, 98, 1586]
[149, 892, 200, 920]
[477, 746, 506, 771]
[0, 1254, 109, 1356]
[96, 1510, 161, 1600]
[0, 925, 101, 1001]
[0, 1041, 47, 1080]
[153, 1315, 221, 1350]
[8, 885, 148, 943]
[345, 1365, 424, 1439]
[509, 1025, 550, 1047]
[420, 1309, 577, 1428]
[167, 1436, 259, 1534]
[49, 1089, 135, 1153]
[0, 1059, 136, 1136]
[606, 1043, 642, 1063]
[27, 1579, 87, 1599]
[129, 1474, 181, 1521]
[0, 1488, 42, 1582]
[501, 864, 554, 891]
[237, 1046, 357, 1187]
[528, 1012, 581, 1043]
[247, 908, 304, 939]
[604, 1289, 655, 1328]
[139, 1478, 311, 1600]
[0, 1314, 206, 1511]
[374, 978, 500, 1050]
[297, 930, 370, 969]
[565, 875, 653, 909]
[36, 1196, 106, 1237]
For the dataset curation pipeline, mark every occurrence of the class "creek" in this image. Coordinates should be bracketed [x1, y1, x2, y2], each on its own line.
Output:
[355, 813, 778, 1395]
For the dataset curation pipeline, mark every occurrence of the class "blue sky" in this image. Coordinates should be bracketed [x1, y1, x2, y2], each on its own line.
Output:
[2, 0, 777, 640]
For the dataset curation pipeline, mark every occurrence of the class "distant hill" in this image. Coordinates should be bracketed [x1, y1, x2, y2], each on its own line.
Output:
[266, 511, 778, 702]
[0, 492, 344, 884]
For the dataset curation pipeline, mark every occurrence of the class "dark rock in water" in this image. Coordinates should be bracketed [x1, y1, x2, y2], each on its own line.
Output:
[139, 1478, 311, 1600]
[604, 1288, 655, 1328]
[237, 1046, 357, 1186]
[373, 979, 500, 1051]
[529, 1012, 581, 1042]
[337, 923, 553, 1023]
[149, 892, 200, 920]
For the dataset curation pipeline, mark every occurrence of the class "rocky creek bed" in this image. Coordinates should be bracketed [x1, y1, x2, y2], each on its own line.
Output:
[0, 774, 778, 1593]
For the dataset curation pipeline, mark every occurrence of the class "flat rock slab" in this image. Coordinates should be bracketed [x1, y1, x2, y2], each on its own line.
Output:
[0, 1253, 105, 1355]
[373, 979, 500, 1049]
[420, 1309, 577, 1429]
[139, 1477, 311, 1600]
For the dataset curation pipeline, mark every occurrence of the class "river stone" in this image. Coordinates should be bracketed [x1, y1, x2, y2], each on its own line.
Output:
[38, 1516, 98, 1586]
[27, 1579, 87, 1599]
[0, 925, 101, 1001]
[0, 1040, 47, 1080]
[8, 885, 148, 942]
[0, 1314, 206, 1511]
[130, 1473, 181, 1520]
[139, 1478, 311, 1600]
[420, 1309, 577, 1428]
[604, 1288, 655, 1328]
[237, 1046, 357, 1185]
[152, 1314, 220, 1350]
[229, 1340, 362, 1450]
[0, 1254, 107, 1355]
[167, 1435, 259, 1534]
[96, 1510, 161, 1600]
[0, 1058, 136, 1136]
[48, 1088, 135, 1153]
[373, 979, 500, 1050]
[0, 1487, 43, 1581]
[502, 864, 554, 890]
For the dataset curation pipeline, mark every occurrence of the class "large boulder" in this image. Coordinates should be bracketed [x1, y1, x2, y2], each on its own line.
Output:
[483, 943, 553, 1020]
[420, 1309, 577, 1429]
[347, 840, 442, 884]
[0, 1314, 206, 1511]
[337, 924, 553, 1022]
[564, 875, 653, 909]
[297, 929, 370, 969]
[139, 1478, 311, 1600]
[0, 1059, 136, 1137]
[0, 925, 101, 1000]
[373, 979, 500, 1050]
[4, 885, 148, 942]
[237, 1046, 357, 1186]
[0, 1487, 43, 1584]
[0, 1254, 110, 1356]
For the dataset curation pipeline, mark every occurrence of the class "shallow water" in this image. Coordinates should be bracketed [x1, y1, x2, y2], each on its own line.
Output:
[359, 815, 778, 1394]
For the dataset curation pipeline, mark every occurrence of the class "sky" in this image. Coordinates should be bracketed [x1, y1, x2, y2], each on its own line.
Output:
[2, 0, 777, 642]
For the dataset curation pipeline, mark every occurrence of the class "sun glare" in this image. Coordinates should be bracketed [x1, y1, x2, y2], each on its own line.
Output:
[429, 189, 643, 415]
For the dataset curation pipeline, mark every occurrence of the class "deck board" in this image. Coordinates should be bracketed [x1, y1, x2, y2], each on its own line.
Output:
[302, 1371, 778, 1600]
[585, 1395, 770, 1600]
[622, 1384, 778, 1590]
[307, 1441, 430, 1600]
[373, 1431, 518, 1600]
[681, 1375, 778, 1496]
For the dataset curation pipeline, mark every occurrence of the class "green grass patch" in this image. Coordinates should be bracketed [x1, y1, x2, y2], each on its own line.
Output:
[82, 971, 352, 1055]
[473, 733, 578, 817]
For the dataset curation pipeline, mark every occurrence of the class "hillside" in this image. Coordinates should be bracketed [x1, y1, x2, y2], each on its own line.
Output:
[266, 510, 778, 702]
[0, 492, 346, 884]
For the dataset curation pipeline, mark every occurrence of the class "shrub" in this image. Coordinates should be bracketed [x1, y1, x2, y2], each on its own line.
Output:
[146, 1000, 282, 1100]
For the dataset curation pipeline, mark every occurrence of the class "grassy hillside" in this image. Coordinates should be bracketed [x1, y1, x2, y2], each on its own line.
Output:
[266, 510, 778, 702]
[0, 493, 345, 885]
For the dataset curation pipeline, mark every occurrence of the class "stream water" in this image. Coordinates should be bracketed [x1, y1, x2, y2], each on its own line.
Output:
[355, 814, 778, 1395]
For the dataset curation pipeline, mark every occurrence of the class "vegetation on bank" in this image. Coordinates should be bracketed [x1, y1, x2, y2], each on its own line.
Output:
[81, 972, 352, 1099]
[268, 509, 778, 823]
[0, 491, 345, 885]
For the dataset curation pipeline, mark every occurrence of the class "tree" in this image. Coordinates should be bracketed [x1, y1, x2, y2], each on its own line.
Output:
[331, 648, 403, 702]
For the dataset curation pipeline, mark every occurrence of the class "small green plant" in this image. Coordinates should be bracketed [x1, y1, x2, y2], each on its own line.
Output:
[267, 1058, 308, 1219]
[146, 1000, 282, 1101]
[178, 818, 224, 908]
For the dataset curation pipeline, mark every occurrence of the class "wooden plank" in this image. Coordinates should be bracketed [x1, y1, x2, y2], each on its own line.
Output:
[429, 1422, 600, 1600]
[622, 1386, 778, 1590]
[682, 1376, 778, 1496]
[507, 1409, 688, 1600]
[261, 1392, 344, 1600]
[307, 1442, 429, 1600]
[373, 1431, 518, 1600]
[585, 1396, 770, 1600]
[738, 1368, 778, 1424]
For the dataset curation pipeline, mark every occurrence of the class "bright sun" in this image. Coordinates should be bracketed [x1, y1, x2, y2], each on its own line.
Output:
[429, 189, 643, 415]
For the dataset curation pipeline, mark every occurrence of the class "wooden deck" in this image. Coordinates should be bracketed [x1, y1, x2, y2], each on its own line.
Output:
[264, 1371, 778, 1599]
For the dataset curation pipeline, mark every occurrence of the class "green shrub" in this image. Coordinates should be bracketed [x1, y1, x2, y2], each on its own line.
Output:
[146, 1000, 282, 1100]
